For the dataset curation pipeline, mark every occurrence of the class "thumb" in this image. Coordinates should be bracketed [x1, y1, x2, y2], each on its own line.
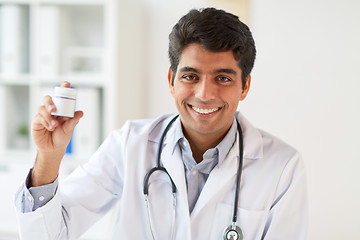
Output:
[62, 111, 84, 134]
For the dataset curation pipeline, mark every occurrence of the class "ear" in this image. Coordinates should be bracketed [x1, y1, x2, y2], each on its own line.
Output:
[240, 75, 251, 101]
[168, 68, 175, 96]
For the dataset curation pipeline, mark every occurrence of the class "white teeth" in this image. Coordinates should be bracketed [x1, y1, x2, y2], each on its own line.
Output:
[192, 106, 219, 114]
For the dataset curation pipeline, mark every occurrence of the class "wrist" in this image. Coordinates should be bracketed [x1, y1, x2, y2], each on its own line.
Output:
[31, 149, 65, 187]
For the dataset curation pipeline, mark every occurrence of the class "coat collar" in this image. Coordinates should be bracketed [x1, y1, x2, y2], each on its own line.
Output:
[148, 112, 264, 161]
[235, 111, 263, 160]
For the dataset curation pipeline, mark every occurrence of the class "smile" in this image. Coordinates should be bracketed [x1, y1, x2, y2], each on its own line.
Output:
[191, 106, 220, 114]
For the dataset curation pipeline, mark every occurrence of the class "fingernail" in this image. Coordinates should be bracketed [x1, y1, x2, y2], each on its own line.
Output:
[47, 105, 54, 112]
[48, 120, 55, 130]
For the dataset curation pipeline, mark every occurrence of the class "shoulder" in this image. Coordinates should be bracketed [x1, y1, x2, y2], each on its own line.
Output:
[236, 112, 301, 165]
[93, 114, 177, 166]
[107, 113, 177, 143]
[259, 129, 300, 160]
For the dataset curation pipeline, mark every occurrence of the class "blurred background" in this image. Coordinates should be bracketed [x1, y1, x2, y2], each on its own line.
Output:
[0, 0, 359, 239]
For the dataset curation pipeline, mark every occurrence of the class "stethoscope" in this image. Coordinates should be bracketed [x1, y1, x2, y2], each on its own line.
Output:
[143, 115, 244, 240]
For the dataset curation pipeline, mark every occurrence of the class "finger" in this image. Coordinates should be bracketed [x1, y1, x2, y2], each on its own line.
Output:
[60, 81, 71, 88]
[73, 110, 84, 120]
[37, 105, 58, 131]
[62, 111, 84, 135]
[32, 114, 46, 131]
[42, 95, 56, 114]
[37, 105, 52, 128]
[32, 113, 56, 133]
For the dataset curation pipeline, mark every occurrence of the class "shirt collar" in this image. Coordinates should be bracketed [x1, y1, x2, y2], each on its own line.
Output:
[216, 117, 237, 165]
[170, 116, 238, 167]
[148, 112, 263, 161]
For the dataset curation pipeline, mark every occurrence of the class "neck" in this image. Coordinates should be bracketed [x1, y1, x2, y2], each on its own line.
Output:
[183, 127, 229, 164]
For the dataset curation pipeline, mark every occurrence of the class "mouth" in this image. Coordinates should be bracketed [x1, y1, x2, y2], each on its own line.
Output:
[190, 105, 221, 115]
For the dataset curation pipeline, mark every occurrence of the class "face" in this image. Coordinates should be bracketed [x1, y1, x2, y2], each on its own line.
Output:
[168, 43, 251, 142]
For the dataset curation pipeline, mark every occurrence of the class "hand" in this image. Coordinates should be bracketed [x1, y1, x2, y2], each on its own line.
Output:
[31, 82, 83, 186]
[32, 82, 83, 152]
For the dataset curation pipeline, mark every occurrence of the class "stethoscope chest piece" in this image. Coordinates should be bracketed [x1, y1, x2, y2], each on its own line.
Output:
[223, 224, 243, 240]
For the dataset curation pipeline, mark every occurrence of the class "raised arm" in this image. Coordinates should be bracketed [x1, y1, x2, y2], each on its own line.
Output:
[31, 81, 83, 187]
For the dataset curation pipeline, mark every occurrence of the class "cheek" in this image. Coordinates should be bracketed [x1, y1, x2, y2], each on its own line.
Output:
[223, 88, 242, 101]
[225, 93, 242, 110]
[173, 86, 192, 100]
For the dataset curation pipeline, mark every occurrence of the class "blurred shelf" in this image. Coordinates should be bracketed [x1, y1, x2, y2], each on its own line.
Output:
[0, 2, 110, 159]
[0, 74, 32, 85]
[0, 0, 105, 5]
[37, 75, 106, 87]
[0, 0, 146, 236]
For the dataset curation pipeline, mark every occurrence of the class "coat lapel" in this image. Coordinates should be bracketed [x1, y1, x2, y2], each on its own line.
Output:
[147, 115, 191, 238]
[191, 113, 264, 219]
[160, 134, 189, 212]
[191, 137, 239, 219]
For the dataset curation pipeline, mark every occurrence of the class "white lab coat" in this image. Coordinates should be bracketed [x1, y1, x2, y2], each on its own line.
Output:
[15, 112, 308, 239]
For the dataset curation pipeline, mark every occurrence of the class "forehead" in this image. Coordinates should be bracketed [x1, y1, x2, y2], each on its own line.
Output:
[177, 43, 241, 73]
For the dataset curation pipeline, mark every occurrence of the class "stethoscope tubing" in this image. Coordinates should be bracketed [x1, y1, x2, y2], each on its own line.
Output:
[232, 119, 244, 223]
[143, 115, 179, 196]
[143, 114, 244, 240]
[157, 115, 179, 167]
[143, 166, 176, 195]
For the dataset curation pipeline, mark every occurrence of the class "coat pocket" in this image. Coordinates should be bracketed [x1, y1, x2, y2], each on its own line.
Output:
[210, 203, 268, 240]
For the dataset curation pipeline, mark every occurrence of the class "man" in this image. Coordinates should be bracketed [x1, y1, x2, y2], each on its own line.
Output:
[15, 8, 308, 239]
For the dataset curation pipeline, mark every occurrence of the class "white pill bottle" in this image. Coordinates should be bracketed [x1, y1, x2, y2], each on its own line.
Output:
[51, 87, 77, 118]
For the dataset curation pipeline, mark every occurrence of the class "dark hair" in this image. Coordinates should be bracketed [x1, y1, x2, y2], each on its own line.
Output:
[168, 8, 256, 87]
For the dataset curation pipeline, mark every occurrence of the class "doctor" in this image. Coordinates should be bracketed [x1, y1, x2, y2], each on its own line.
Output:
[15, 8, 308, 240]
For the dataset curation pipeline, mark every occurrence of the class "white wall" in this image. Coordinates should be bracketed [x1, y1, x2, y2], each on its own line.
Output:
[245, 0, 360, 239]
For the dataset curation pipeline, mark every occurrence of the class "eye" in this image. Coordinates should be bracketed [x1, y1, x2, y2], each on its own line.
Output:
[182, 74, 199, 82]
[216, 75, 232, 83]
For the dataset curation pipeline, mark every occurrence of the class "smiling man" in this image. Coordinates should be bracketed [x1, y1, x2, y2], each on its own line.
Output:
[15, 8, 308, 240]
[169, 43, 250, 163]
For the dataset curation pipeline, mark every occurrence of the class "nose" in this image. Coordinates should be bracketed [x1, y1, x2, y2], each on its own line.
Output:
[194, 78, 216, 101]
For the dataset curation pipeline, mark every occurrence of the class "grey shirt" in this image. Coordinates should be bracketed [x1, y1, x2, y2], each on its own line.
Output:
[171, 117, 237, 213]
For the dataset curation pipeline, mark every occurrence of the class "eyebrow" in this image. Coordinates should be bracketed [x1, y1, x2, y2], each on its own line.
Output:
[213, 68, 238, 76]
[178, 66, 237, 76]
[178, 67, 200, 73]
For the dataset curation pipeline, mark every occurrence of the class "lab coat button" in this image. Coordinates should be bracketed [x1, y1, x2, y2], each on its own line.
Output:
[39, 196, 45, 201]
